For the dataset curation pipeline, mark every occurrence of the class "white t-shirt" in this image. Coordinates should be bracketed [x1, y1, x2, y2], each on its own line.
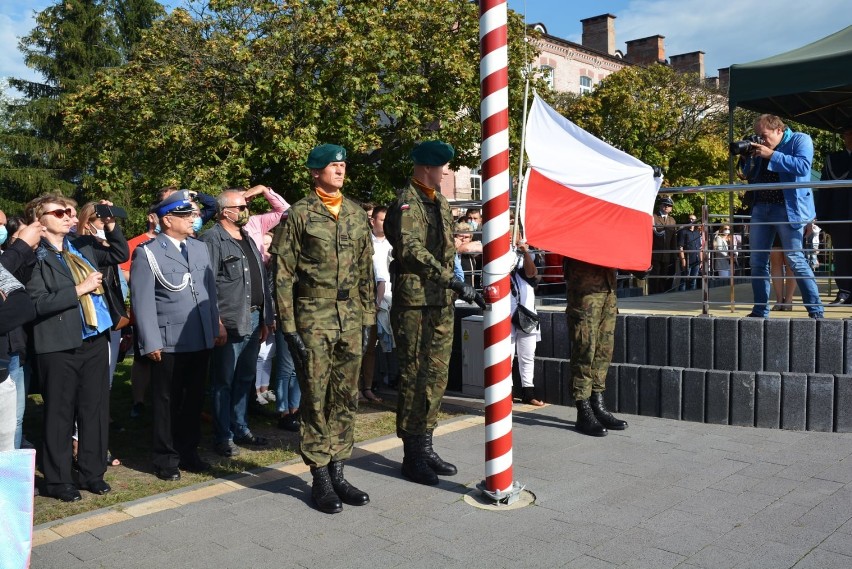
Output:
[372, 234, 393, 309]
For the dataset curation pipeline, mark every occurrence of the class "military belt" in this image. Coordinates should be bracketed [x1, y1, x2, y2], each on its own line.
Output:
[297, 286, 357, 300]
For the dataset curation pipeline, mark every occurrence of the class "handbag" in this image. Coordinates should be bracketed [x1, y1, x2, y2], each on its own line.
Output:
[102, 265, 131, 330]
[512, 303, 540, 334]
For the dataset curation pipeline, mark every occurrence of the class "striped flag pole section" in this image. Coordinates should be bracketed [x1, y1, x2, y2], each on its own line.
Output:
[480, 0, 514, 495]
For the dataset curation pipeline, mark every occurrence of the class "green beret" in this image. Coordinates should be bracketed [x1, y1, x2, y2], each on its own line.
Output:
[306, 144, 347, 169]
[411, 140, 455, 166]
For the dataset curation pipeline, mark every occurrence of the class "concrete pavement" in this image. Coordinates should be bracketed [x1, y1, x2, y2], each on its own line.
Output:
[32, 402, 852, 569]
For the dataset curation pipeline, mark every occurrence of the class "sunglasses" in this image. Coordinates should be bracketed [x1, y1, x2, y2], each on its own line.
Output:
[224, 205, 248, 212]
[42, 208, 74, 219]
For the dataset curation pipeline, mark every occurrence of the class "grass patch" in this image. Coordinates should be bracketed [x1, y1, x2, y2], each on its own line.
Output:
[26, 357, 460, 526]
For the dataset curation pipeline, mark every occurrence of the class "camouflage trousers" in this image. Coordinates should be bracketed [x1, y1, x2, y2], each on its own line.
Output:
[566, 288, 617, 401]
[391, 304, 454, 437]
[298, 327, 361, 468]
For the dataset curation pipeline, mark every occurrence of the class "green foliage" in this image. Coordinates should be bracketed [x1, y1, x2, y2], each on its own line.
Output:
[62, 0, 541, 221]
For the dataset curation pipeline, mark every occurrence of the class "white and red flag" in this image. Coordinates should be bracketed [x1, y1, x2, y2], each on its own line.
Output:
[521, 95, 662, 271]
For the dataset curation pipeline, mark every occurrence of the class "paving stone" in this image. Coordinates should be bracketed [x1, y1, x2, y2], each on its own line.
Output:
[544, 358, 563, 404]
[627, 315, 648, 365]
[790, 318, 817, 373]
[730, 371, 755, 427]
[560, 360, 573, 406]
[690, 317, 714, 370]
[705, 370, 731, 425]
[807, 374, 835, 432]
[647, 316, 669, 366]
[713, 317, 738, 371]
[613, 314, 627, 364]
[738, 317, 765, 372]
[816, 319, 844, 374]
[845, 320, 852, 375]
[764, 319, 790, 372]
[781, 372, 808, 430]
[552, 310, 570, 360]
[836, 375, 852, 433]
[619, 364, 640, 414]
[661, 367, 683, 420]
[538, 310, 554, 358]
[755, 372, 782, 429]
[669, 316, 692, 368]
[605, 364, 618, 410]
[639, 365, 662, 417]
[682, 369, 706, 423]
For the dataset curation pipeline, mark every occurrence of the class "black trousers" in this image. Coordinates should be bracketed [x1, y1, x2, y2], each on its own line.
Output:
[832, 225, 852, 293]
[150, 350, 210, 469]
[38, 332, 110, 491]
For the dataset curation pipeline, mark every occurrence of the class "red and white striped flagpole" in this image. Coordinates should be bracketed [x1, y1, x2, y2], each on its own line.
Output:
[479, 0, 515, 498]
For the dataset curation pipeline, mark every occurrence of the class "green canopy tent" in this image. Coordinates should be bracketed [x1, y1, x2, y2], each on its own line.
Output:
[728, 25, 852, 132]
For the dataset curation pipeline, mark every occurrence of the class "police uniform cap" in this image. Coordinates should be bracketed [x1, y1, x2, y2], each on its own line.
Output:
[411, 140, 455, 166]
[659, 197, 674, 206]
[154, 190, 195, 217]
[306, 144, 347, 169]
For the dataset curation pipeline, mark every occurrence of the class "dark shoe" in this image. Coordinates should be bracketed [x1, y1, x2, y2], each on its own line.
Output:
[830, 290, 851, 305]
[277, 412, 300, 432]
[233, 432, 269, 447]
[50, 484, 82, 503]
[575, 399, 608, 437]
[401, 435, 439, 485]
[130, 402, 145, 418]
[154, 466, 181, 481]
[590, 391, 628, 430]
[310, 466, 343, 514]
[521, 386, 545, 407]
[179, 455, 211, 473]
[214, 440, 240, 457]
[745, 312, 767, 318]
[809, 312, 824, 319]
[422, 430, 457, 476]
[85, 479, 111, 495]
[328, 461, 369, 506]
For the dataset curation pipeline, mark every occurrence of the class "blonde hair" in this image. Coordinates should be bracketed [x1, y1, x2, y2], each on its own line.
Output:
[76, 202, 99, 235]
[24, 193, 77, 223]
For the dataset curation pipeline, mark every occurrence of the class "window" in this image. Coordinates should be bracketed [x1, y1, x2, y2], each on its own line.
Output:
[539, 65, 554, 89]
[579, 75, 593, 95]
[470, 169, 482, 201]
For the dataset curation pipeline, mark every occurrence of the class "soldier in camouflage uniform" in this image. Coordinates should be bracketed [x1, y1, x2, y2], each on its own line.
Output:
[563, 257, 629, 437]
[269, 144, 375, 514]
[384, 140, 484, 486]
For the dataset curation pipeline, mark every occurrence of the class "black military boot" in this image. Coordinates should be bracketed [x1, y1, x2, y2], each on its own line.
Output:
[575, 399, 608, 437]
[310, 466, 343, 514]
[401, 435, 439, 485]
[590, 391, 628, 430]
[422, 430, 457, 476]
[328, 461, 369, 506]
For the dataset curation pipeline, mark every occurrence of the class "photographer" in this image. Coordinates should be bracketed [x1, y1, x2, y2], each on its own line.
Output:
[736, 114, 823, 318]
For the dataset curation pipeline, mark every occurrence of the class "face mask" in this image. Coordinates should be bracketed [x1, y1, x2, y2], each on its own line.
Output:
[0, 225, 7, 246]
[90, 225, 106, 240]
[235, 210, 249, 227]
[722, 230, 731, 235]
[192, 217, 203, 233]
[154, 223, 161, 234]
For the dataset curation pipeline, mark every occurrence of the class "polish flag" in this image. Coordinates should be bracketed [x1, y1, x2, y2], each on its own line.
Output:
[521, 95, 662, 271]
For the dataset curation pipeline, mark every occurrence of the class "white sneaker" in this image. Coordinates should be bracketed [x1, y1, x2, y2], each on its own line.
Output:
[255, 394, 269, 405]
[263, 391, 277, 402]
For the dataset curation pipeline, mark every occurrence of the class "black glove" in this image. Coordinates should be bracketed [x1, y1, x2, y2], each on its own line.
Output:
[361, 325, 372, 356]
[283, 332, 308, 377]
[448, 278, 486, 309]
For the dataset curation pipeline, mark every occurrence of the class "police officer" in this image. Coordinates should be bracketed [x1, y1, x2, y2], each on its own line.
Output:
[130, 190, 222, 480]
[269, 144, 375, 514]
[384, 140, 484, 486]
[563, 258, 629, 437]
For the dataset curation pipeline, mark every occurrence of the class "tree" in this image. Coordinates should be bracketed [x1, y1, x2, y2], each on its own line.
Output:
[0, 0, 162, 213]
[63, 0, 544, 225]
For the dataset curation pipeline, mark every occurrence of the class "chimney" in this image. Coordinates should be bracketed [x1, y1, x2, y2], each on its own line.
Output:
[669, 51, 705, 80]
[625, 35, 666, 66]
[718, 68, 730, 92]
[580, 14, 616, 55]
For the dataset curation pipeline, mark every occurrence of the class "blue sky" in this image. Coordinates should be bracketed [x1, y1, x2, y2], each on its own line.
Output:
[1, 0, 846, 92]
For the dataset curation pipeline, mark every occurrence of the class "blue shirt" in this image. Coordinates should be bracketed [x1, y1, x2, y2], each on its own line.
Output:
[59, 238, 112, 339]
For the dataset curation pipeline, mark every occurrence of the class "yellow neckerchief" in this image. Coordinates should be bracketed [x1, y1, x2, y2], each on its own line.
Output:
[412, 177, 437, 201]
[61, 248, 104, 328]
[315, 187, 343, 219]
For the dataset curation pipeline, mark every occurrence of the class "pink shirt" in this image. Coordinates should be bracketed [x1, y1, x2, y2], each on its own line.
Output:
[244, 188, 290, 264]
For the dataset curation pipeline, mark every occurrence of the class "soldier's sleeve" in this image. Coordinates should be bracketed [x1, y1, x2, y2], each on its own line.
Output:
[269, 211, 301, 334]
[394, 200, 455, 287]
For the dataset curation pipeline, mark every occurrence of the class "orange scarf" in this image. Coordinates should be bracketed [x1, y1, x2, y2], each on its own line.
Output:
[315, 187, 343, 219]
[412, 178, 437, 201]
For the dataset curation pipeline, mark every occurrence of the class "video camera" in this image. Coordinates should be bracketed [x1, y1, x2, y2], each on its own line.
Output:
[729, 134, 764, 156]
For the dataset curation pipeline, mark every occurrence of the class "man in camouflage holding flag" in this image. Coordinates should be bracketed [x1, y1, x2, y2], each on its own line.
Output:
[384, 140, 485, 486]
[269, 144, 375, 514]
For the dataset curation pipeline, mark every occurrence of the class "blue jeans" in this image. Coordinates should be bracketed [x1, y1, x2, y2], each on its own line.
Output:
[8, 354, 25, 449]
[749, 202, 823, 317]
[211, 311, 263, 444]
[678, 262, 701, 290]
[274, 328, 301, 412]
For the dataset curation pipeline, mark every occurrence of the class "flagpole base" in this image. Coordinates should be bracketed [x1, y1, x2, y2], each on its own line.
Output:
[476, 480, 525, 505]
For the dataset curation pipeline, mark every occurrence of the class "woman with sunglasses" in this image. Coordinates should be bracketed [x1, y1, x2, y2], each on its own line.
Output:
[25, 194, 128, 502]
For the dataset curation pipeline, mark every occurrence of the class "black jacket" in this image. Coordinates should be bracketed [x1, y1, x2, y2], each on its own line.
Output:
[0, 239, 38, 362]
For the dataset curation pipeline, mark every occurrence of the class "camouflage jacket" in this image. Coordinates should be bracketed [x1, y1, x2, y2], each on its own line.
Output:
[384, 180, 455, 308]
[269, 191, 375, 333]
[563, 257, 617, 294]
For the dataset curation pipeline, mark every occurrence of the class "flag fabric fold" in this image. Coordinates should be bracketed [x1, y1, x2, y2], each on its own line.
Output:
[521, 95, 662, 271]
